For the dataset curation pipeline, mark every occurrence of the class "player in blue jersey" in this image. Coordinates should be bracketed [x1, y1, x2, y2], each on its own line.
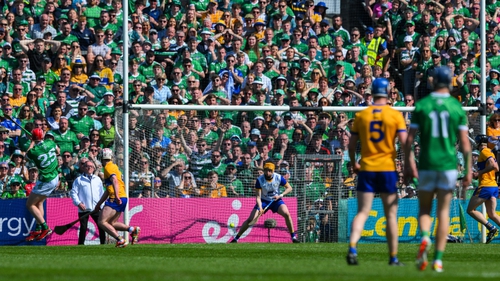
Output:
[347, 78, 407, 266]
[230, 162, 299, 243]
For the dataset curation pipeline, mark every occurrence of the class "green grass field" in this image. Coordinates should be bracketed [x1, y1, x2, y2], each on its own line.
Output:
[1, 243, 499, 281]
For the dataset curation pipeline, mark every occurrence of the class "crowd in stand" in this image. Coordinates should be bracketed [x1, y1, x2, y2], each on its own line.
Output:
[0, 0, 490, 204]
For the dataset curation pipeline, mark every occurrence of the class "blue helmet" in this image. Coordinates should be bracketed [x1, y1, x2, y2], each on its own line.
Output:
[371, 78, 390, 97]
[432, 66, 452, 90]
[475, 134, 488, 145]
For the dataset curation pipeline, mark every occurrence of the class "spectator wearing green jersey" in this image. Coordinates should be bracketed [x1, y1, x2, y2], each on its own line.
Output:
[52, 117, 79, 154]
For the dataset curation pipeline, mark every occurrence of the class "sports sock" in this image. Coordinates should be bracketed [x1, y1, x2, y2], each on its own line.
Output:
[117, 235, 124, 241]
[234, 235, 240, 240]
[389, 252, 398, 263]
[41, 222, 48, 230]
[421, 230, 430, 238]
[485, 223, 495, 231]
[434, 250, 444, 261]
[348, 243, 357, 254]
[35, 224, 41, 231]
[128, 226, 134, 233]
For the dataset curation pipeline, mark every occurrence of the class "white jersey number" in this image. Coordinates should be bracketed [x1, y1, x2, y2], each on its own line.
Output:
[429, 110, 449, 138]
[38, 148, 57, 168]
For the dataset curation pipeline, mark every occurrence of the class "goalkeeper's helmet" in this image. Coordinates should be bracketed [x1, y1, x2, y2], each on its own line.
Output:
[31, 128, 44, 141]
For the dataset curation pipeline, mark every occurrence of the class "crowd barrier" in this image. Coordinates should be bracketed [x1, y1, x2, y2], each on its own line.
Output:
[340, 198, 497, 244]
[1, 198, 498, 245]
[0, 198, 297, 246]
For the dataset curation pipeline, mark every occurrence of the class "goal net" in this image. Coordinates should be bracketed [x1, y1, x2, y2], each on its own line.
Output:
[113, 104, 484, 243]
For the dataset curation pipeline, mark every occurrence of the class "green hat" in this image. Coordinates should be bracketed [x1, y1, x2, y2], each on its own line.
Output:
[472, 150, 480, 156]
[87, 106, 96, 113]
[200, 28, 213, 35]
[470, 79, 480, 86]
[10, 175, 23, 184]
[290, 62, 300, 69]
[222, 113, 234, 121]
[309, 88, 319, 94]
[275, 89, 285, 95]
[273, 153, 282, 160]
[283, 111, 292, 118]
[280, 34, 290, 41]
[226, 162, 237, 168]
[265, 56, 275, 62]
[8, 161, 16, 167]
[19, 20, 28, 26]
[59, 14, 68, 20]
[111, 48, 122, 55]
[406, 20, 415, 26]
[252, 76, 264, 85]
[276, 75, 287, 82]
[491, 79, 499, 86]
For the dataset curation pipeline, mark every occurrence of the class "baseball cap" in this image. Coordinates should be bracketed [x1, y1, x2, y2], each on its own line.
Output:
[406, 20, 415, 26]
[404, 36, 413, 43]
[90, 74, 101, 80]
[247, 141, 257, 147]
[149, 29, 158, 34]
[230, 135, 241, 142]
[102, 148, 113, 160]
[251, 128, 261, 135]
[365, 27, 374, 34]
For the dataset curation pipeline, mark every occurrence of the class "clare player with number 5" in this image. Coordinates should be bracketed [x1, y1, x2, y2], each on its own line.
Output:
[94, 148, 140, 248]
[230, 162, 299, 243]
[25, 128, 60, 242]
[405, 66, 472, 272]
[346, 78, 407, 266]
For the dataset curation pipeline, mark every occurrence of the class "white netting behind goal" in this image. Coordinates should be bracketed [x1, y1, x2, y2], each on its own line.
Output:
[114, 105, 482, 243]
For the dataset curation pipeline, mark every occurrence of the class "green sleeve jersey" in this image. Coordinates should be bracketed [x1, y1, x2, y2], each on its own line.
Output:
[27, 140, 59, 182]
[52, 130, 79, 155]
[410, 93, 468, 171]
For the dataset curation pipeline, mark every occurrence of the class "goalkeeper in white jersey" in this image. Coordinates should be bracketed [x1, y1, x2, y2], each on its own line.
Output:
[230, 162, 299, 243]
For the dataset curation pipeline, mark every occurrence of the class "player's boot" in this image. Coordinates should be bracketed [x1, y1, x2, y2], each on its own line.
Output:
[346, 252, 358, 265]
[131, 226, 141, 245]
[432, 260, 443, 273]
[292, 237, 300, 243]
[35, 228, 53, 241]
[26, 230, 42, 242]
[230, 238, 238, 243]
[116, 239, 128, 248]
[486, 228, 498, 244]
[389, 260, 405, 266]
[416, 236, 432, 271]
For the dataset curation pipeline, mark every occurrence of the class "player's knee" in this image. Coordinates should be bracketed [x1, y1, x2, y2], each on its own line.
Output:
[487, 209, 497, 218]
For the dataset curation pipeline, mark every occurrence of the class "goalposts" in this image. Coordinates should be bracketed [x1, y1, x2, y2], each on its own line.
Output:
[112, 104, 486, 243]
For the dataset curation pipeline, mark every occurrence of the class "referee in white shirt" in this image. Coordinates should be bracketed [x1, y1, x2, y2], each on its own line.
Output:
[70, 160, 106, 245]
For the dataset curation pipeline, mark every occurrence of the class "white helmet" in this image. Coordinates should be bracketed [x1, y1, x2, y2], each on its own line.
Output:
[102, 148, 113, 160]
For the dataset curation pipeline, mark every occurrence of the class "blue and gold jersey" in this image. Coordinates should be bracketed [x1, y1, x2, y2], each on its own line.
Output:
[104, 161, 127, 199]
[351, 104, 407, 172]
[255, 173, 287, 202]
[478, 147, 497, 188]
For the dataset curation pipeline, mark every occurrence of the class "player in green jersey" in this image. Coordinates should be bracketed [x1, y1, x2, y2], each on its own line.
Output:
[405, 66, 472, 272]
[25, 128, 61, 242]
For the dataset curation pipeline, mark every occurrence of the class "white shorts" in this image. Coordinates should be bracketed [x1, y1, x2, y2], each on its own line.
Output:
[418, 170, 458, 192]
[31, 177, 60, 197]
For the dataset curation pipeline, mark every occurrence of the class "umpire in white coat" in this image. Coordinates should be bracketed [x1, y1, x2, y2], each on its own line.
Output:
[70, 160, 106, 245]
